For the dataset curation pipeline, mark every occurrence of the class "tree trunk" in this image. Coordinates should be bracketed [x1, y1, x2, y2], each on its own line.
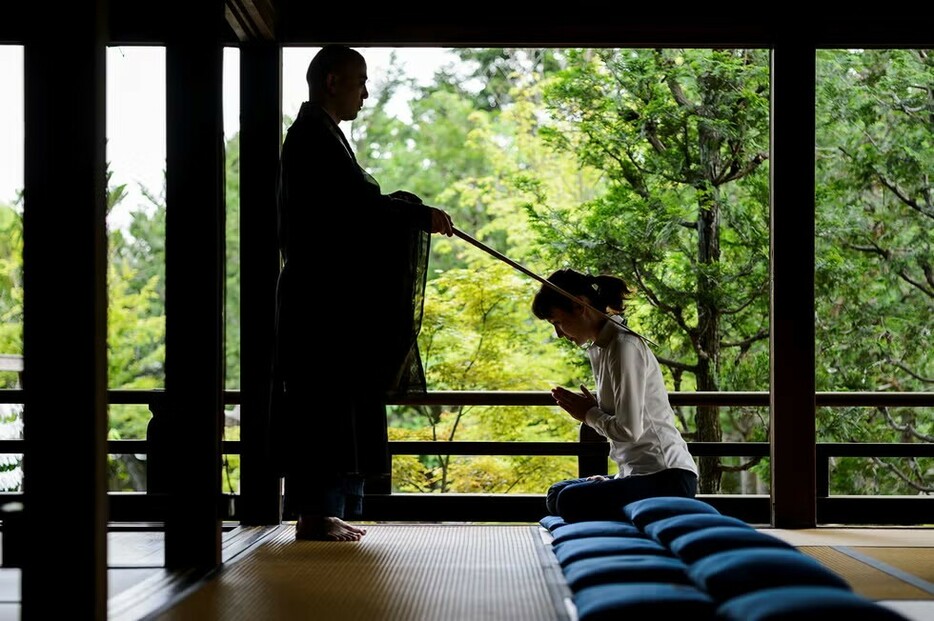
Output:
[694, 172, 723, 493]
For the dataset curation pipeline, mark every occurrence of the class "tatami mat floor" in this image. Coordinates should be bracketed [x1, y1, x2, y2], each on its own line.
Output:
[154, 524, 570, 621]
[763, 528, 934, 620]
[2, 524, 933, 620]
[148, 524, 934, 621]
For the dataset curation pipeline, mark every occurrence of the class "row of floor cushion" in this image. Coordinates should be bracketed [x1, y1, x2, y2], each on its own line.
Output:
[540, 495, 908, 620]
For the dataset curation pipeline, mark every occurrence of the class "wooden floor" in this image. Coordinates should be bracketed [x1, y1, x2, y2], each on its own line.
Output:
[0, 524, 932, 620]
[0, 523, 273, 621]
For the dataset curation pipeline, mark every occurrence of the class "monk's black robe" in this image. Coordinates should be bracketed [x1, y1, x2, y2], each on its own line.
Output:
[271, 101, 431, 489]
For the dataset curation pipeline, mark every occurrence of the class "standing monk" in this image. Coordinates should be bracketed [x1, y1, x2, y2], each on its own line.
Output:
[272, 45, 454, 541]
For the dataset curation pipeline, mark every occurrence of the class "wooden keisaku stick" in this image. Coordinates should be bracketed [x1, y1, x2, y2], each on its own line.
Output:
[452, 227, 657, 347]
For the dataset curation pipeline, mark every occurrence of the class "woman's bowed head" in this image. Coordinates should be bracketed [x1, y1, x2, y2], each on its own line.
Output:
[531, 268, 631, 347]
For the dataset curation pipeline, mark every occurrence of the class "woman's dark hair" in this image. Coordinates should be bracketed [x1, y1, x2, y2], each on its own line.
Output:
[531, 268, 632, 320]
[306, 44, 364, 99]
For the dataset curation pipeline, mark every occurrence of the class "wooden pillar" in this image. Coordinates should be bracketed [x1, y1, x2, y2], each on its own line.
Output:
[163, 1, 226, 569]
[769, 38, 817, 528]
[22, 2, 109, 618]
[238, 41, 283, 525]
[578, 424, 609, 477]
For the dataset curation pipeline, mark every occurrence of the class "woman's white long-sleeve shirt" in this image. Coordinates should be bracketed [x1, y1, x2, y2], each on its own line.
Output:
[584, 318, 698, 478]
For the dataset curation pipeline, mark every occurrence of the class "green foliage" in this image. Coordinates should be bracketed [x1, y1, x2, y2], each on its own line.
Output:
[446, 49, 564, 112]
[355, 81, 497, 275]
[0, 48, 927, 499]
[536, 48, 771, 371]
[354, 46, 930, 496]
[831, 455, 934, 496]
[420, 256, 579, 391]
[531, 48, 773, 492]
[389, 255, 585, 493]
[107, 263, 164, 390]
[0, 198, 23, 490]
[815, 49, 933, 494]
[0, 201, 23, 390]
[105, 177, 166, 489]
[225, 133, 241, 389]
[816, 49, 932, 391]
[223, 419, 241, 494]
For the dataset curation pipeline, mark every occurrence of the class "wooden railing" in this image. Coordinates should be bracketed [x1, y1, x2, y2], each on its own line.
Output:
[0, 389, 932, 524]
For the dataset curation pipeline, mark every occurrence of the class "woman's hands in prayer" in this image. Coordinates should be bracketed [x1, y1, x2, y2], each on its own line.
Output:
[551, 384, 597, 422]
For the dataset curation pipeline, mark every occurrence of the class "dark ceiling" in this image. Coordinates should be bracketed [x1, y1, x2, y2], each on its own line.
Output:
[0, 0, 934, 48]
[3, 2, 931, 48]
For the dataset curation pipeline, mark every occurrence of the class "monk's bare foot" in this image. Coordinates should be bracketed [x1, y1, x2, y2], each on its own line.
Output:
[295, 515, 366, 542]
[342, 520, 367, 536]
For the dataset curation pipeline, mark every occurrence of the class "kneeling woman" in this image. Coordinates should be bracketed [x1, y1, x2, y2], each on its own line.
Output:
[532, 268, 698, 522]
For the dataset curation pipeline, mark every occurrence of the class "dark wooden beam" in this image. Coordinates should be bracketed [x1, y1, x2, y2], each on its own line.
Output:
[237, 41, 282, 525]
[22, 2, 109, 618]
[2, 492, 930, 528]
[268, 11, 931, 48]
[271, 13, 777, 47]
[354, 493, 774, 525]
[107, 2, 239, 45]
[770, 40, 817, 528]
[7, 7, 930, 48]
[225, 0, 276, 42]
[162, 0, 226, 570]
[818, 497, 934, 525]
[807, 17, 934, 48]
[0, 4, 25, 43]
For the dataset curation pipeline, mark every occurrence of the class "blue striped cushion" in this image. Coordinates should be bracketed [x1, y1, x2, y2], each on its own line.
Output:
[551, 520, 643, 545]
[564, 554, 692, 592]
[553, 536, 671, 567]
[574, 582, 715, 619]
[644, 513, 753, 546]
[688, 548, 852, 601]
[669, 526, 796, 564]
[622, 496, 720, 530]
[539, 515, 568, 531]
[716, 585, 909, 620]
